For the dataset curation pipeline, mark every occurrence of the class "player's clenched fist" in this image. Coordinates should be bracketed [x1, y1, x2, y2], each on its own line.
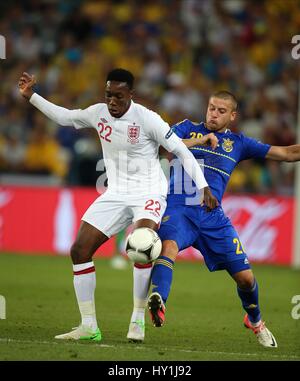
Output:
[199, 132, 219, 150]
[183, 132, 218, 150]
[18, 72, 36, 100]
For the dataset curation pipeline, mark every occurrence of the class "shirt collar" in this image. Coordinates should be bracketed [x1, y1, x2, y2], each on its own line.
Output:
[109, 100, 135, 121]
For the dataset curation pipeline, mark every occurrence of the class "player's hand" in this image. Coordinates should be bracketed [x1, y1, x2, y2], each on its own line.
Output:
[182, 133, 218, 149]
[201, 186, 219, 212]
[18, 72, 36, 100]
[199, 133, 218, 150]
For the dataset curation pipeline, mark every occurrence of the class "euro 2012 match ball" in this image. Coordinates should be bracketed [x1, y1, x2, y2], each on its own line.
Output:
[125, 228, 162, 264]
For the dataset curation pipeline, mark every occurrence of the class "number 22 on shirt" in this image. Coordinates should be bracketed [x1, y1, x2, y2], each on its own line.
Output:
[98, 122, 112, 142]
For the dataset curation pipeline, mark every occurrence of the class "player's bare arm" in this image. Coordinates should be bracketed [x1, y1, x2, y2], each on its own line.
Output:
[18, 72, 36, 100]
[266, 144, 300, 162]
[183, 132, 218, 150]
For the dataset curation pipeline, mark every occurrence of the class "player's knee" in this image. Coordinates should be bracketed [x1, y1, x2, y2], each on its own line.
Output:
[70, 242, 90, 264]
[160, 240, 178, 261]
[236, 273, 255, 290]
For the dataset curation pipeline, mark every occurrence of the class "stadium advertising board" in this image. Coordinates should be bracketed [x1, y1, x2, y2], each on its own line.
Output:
[0, 186, 294, 265]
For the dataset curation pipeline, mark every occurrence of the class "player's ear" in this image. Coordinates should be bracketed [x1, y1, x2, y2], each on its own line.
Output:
[230, 111, 237, 122]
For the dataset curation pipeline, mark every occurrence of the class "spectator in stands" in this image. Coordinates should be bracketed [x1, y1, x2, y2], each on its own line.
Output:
[24, 114, 69, 180]
[0, 0, 298, 195]
[0, 127, 26, 173]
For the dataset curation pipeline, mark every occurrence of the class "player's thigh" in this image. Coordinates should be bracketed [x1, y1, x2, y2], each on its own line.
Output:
[72, 220, 109, 260]
[158, 206, 198, 251]
[133, 218, 159, 231]
[130, 194, 167, 226]
[81, 192, 132, 238]
[194, 222, 249, 273]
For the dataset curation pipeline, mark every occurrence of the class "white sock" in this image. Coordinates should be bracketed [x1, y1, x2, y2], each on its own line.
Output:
[73, 261, 98, 331]
[251, 319, 262, 328]
[130, 265, 152, 322]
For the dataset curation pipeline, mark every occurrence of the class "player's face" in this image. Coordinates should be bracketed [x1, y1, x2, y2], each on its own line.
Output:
[206, 97, 236, 132]
[105, 81, 133, 118]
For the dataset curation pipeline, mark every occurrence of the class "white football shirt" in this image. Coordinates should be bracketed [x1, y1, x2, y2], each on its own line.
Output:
[30, 94, 207, 196]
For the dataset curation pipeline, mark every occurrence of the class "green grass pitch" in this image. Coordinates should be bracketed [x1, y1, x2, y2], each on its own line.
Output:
[0, 253, 299, 361]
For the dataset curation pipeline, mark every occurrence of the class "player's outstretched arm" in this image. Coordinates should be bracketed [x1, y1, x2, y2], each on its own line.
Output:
[266, 144, 300, 162]
[145, 109, 217, 209]
[18, 72, 88, 128]
[183, 133, 219, 150]
[168, 138, 219, 210]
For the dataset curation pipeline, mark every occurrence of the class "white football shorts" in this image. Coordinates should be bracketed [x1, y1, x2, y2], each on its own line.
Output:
[81, 191, 167, 237]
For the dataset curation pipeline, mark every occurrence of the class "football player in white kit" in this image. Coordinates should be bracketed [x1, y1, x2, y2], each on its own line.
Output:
[18, 69, 218, 342]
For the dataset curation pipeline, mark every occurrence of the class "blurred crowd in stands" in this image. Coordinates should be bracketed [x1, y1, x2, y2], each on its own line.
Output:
[0, 0, 299, 195]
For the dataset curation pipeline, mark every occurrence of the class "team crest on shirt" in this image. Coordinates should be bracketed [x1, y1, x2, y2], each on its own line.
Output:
[127, 125, 140, 144]
[222, 138, 234, 152]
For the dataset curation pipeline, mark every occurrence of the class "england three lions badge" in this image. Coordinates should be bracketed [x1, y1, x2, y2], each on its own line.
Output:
[128, 125, 140, 144]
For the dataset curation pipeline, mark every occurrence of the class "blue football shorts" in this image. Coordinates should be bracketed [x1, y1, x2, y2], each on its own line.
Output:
[158, 204, 251, 276]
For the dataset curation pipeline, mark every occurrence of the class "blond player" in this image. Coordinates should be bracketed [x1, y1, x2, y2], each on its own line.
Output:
[18, 68, 218, 342]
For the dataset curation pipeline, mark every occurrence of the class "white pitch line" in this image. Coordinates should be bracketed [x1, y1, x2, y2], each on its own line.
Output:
[0, 337, 299, 360]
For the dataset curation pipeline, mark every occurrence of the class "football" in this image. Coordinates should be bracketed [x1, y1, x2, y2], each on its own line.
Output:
[125, 227, 162, 264]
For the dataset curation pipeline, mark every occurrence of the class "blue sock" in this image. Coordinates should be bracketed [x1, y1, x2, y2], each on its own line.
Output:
[237, 279, 261, 324]
[151, 256, 174, 304]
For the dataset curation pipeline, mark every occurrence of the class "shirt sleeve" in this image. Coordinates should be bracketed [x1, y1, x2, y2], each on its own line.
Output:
[29, 93, 98, 129]
[171, 120, 189, 139]
[144, 109, 208, 191]
[239, 134, 271, 161]
[143, 108, 182, 152]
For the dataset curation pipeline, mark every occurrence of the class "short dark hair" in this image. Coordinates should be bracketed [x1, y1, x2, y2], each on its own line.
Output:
[106, 68, 134, 90]
[210, 90, 238, 111]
